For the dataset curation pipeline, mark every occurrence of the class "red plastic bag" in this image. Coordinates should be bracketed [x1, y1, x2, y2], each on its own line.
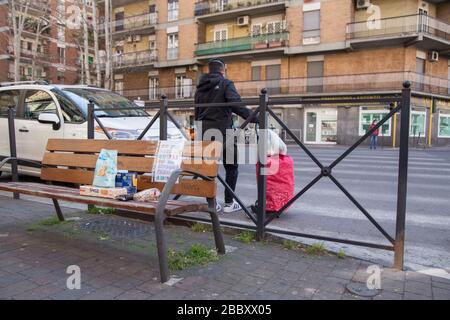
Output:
[256, 154, 295, 213]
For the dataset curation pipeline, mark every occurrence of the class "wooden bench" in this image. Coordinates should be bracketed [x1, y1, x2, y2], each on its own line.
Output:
[0, 139, 225, 283]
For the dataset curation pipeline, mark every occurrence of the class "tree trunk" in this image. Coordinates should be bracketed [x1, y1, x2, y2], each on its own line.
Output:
[92, 0, 102, 87]
[81, 0, 91, 85]
[104, 0, 112, 90]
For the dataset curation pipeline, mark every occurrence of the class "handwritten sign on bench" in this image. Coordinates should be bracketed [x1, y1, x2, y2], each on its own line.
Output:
[152, 141, 185, 183]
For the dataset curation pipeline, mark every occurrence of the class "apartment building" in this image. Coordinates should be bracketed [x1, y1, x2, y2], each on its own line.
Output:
[0, 0, 98, 85]
[111, 0, 450, 146]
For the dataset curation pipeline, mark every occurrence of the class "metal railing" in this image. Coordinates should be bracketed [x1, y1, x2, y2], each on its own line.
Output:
[119, 71, 450, 101]
[195, 32, 289, 56]
[79, 82, 413, 270]
[194, 0, 285, 16]
[347, 13, 450, 42]
[112, 50, 158, 69]
[99, 12, 157, 34]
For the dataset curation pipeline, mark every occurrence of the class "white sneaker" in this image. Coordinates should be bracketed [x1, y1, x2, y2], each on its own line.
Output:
[223, 200, 242, 213]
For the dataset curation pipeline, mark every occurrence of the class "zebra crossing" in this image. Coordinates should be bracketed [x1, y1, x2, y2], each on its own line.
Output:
[217, 146, 450, 271]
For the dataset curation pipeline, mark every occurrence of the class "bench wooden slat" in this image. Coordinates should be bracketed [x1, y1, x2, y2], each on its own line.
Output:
[46, 139, 222, 158]
[0, 182, 207, 216]
[41, 168, 217, 197]
[42, 153, 219, 177]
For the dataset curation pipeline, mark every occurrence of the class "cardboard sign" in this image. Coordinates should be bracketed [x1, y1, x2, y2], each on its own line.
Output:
[152, 141, 185, 183]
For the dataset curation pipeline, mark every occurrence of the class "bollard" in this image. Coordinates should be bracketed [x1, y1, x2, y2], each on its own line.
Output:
[394, 81, 411, 270]
[256, 89, 268, 241]
[87, 98, 95, 139]
[7, 106, 19, 199]
[159, 95, 168, 140]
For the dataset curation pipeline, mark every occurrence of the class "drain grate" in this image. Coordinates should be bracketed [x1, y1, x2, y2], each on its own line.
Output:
[78, 217, 153, 240]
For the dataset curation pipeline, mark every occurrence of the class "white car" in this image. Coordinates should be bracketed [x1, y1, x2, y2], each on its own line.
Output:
[0, 82, 185, 177]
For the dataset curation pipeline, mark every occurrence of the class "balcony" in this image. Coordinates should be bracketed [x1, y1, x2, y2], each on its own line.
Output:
[100, 12, 157, 38]
[118, 72, 450, 101]
[195, 0, 286, 22]
[113, 50, 158, 70]
[195, 32, 289, 57]
[347, 14, 450, 57]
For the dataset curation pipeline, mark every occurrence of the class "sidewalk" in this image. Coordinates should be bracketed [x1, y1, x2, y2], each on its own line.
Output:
[0, 195, 449, 300]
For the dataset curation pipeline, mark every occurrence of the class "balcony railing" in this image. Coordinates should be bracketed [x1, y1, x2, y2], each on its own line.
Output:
[113, 50, 158, 68]
[194, 0, 284, 16]
[347, 14, 450, 42]
[195, 32, 289, 56]
[117, 72, 450, 101]
[99, 12, 157, 34]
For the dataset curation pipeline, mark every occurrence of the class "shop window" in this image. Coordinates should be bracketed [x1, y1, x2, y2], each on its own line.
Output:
[410, 111, 426, 137]
[438, 111, 450, 138]
[359, 108, 391, 136]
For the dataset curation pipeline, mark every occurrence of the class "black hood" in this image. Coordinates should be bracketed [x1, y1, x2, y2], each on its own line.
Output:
[196, 73, 224, 93]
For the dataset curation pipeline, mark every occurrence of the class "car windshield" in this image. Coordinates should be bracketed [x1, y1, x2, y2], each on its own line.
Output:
[58, 88, 148, 118]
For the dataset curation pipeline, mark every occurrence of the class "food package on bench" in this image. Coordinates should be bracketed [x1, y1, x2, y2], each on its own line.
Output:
[115, 171, 138, 194]
[133, 188, 161, 202]
[93, 149, 118, 188]
[80, 185, 129, 199]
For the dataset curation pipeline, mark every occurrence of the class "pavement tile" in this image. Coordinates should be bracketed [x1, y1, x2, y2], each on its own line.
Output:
[404, 280, 432, 297]
[115, 289, 151, 300]
[403, 292, 432, 300]
[0, 280, 38, 298]
[432, 287, 450, 300]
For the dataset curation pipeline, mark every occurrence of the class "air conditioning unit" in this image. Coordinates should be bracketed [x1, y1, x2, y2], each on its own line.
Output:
[429, 51, 439, 62]
[237, 16, 250, 26]
[356, 0, 371, 10]
[126, 35, 133, 43]
[134, 35, 141, 42]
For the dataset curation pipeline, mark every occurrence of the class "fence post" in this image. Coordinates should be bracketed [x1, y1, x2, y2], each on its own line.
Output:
[7, 106, 19, 199]
[256, 89, 268, 241]
[87, 99, 95, 139]
[394, 81, 411, 270]
[160, 94, 168, 140]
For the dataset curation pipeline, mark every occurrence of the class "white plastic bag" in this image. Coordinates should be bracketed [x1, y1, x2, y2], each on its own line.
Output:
[266, 129, 287, 156]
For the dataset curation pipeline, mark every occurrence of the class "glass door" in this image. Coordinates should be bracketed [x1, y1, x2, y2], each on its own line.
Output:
[306, 112, 317, 143]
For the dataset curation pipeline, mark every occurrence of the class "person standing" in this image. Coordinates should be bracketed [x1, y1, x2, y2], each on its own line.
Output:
[194, 58, 256, 213]
[369, 120, 380, 150]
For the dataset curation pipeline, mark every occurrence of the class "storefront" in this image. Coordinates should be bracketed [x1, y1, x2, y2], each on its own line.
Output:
[304, 107, 337, 144]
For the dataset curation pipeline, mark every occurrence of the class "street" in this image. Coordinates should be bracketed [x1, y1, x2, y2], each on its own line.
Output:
[1, 146, 449, 274]
[215, 146, 450, 273]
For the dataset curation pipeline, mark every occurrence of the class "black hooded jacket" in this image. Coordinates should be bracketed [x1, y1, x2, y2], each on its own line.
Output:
[194, 73, 252, 134]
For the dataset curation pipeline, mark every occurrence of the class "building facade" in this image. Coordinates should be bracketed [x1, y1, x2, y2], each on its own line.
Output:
[0, 0, 98, 85]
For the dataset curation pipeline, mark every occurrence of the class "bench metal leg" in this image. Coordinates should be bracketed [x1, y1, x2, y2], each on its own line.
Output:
[207, 198, 226, 255]
[52, 199, 65, 222]
[154, 211, 169, 283]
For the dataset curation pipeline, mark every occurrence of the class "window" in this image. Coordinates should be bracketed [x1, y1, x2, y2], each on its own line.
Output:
[448, 66, 450, 95]
[149, 77, 159, 100]
[438, 111, 450, 138]
[149, 4, 157, 24]
[267, 21, 283, 34]
[415, 57, 425, 91]
[23, 90, 57, 120]
[167, 33, 178, 60]
[115, 11, 124, 31]
[252, 66, 261, 81]
[214, 29, 227, 42]
[307, 61, 324, 93]
[359, 108, 391, 136]
[303, 10, 320, 45]
[52, 91, 85, 123]
[58, 47, 65, 64]
[27, 42, 32, 51]
[252, 24, 262, 36]
[0, 90, 20, 118]
[266, 64, 281, 95]
[168, 0, 179, 21]
[175, 76, 192, 99]
[410, 110, 426, 137]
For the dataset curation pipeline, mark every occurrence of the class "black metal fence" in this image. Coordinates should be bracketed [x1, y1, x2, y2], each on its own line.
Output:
[85, 81, 412, 270]
[5, 81, 412, 270]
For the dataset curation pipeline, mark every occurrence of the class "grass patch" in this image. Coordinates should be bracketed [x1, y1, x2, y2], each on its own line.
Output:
[190, 222, 211, 233]
[168, 244, 219, 271]
[305, 242, 327, 256]
[27, 216, 65, 232]
[337, 249, 346, 259]
[283, 240, 298, 250]
[233, 230, 255, 244]
[87, 206, 116, 215]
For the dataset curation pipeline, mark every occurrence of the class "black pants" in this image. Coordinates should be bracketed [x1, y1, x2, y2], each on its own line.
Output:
[223, 144, 238, 204]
